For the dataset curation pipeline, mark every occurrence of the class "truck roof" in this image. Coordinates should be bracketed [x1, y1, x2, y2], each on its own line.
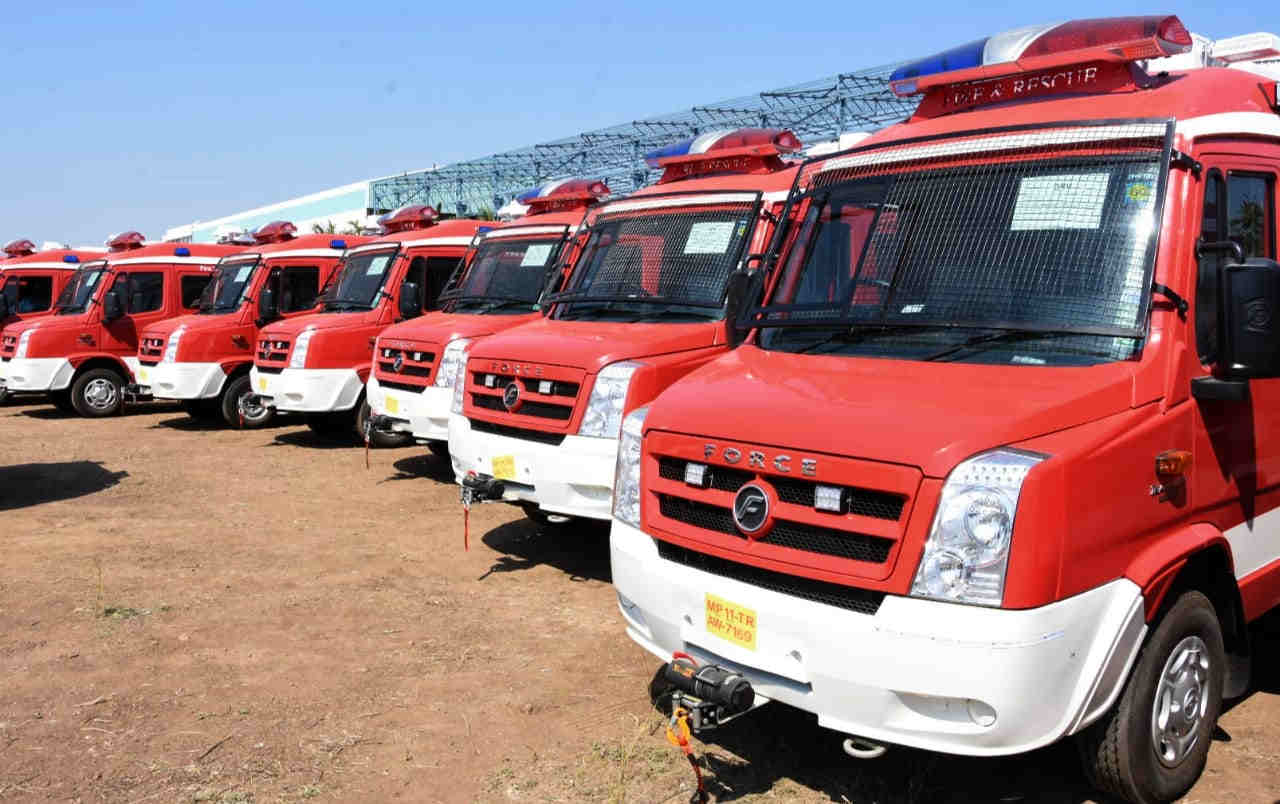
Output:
[0, 248, 102, 270]
[98, 242, 241, 266]
[352, 218, 489, 251]
[229, 232, 376, 258]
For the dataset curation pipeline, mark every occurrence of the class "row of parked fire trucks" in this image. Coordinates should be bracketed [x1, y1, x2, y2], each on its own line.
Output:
[5, 16, 1280, 802]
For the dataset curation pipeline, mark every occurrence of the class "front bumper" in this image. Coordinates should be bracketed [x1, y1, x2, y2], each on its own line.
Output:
[4, 357, 74, 392]
[249, 366, 363, 413]
[366, 374, 453, 442]
[135, 361, 226, 400]
[610, 519, 1147, 757]
[447, 413, 617, 520]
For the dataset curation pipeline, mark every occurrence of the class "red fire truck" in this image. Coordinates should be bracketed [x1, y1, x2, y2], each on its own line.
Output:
[364, 179, 609, 454]
[448, 128, 803, 525]
[610, 17, 1280, 803]
[0, 232, 237, 416]
[130, 221, 369, 428]
[0, 241, 104, 403]
[248, 207, 486, 444]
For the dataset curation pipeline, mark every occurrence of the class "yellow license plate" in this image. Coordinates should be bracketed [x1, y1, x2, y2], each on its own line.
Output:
[385, 395, 399, 414]
[705, 593, 757, 651]
[258, 376, 267, 391]
[492, 455, 516, 481]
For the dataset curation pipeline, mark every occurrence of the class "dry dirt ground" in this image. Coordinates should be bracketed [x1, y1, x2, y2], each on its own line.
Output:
[1, 397, 1278, 804]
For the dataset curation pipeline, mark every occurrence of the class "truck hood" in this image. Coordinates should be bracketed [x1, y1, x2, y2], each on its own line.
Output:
[259, 311, 366, 339]
[467, 318, 721, 374]
[377, 311, 542, 351]
[646, 346, 1141, 478]
[141, 312, 224, 341]
[3, 314, 87, 339]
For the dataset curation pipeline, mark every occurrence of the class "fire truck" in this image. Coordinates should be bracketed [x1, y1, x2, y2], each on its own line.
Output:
[248, 207, 486, 444]
[129, 221, 369, 428]
[609, 17, 1280, 803]
[0, 241, 104, 403]
[448, 128, 803, 525]
[0, 232, 237, 416]
[364, 179, 609, 454]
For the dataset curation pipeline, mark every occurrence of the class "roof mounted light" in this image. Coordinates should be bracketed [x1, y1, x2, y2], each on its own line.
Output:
[2, 239, 36, 257]
[378, 205, 439, 233]
[63, 254, 81, 263]
[330, 239, 347, 249]
[515, 179, 610, 214]
[252, 220, 297, 244]
[174, 247, 191, 257]
[889, 16, 1193, 97]
[643, 128, 802, 183]
[106, 231, 146, 252]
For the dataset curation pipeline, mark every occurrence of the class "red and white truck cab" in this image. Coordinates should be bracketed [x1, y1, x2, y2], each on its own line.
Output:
[448, 129, 803, 525]
[131, 221, 369, 428]
[365, 179, 609, 453]
[1, 232, 236, 416]
[610, 18, 1280, 803]
[249, 206, 486, 442]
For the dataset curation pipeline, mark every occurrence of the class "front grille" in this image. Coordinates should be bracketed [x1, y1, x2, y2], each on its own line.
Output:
[657, 541, 885, 616]
[380, 379, 425, 394]
[378, 361, 432, 378]
[140, 337, 164, 361]
[469, 418, 567, 446]
[256, 366, 284, 375]
[257, 338, 290, 363]
[659, 457, 753, 492]
[375, 346, 436, 387]
[658, 494, 893, 563]
[467, 367, 582, 425]
[139, 358, 160, 367]
[472, 393, 572, 420]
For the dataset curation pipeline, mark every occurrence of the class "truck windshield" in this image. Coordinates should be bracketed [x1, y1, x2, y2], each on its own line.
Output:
[53, 263, 107, 315]
[554, 199, 757, 322]
[319, 247, 398, 311]
[447, 236, 562, 314]
[757, 124, 1167, 366]
[198, 257, 260, 314]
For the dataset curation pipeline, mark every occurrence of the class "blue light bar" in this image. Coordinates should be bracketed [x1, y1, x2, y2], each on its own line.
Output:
[644, 137, 698, 168]
[330, 239, 347, 249]
[63, 255, 80, 263]
[174, 247, 190, 256]
[889, 38, 987, 87]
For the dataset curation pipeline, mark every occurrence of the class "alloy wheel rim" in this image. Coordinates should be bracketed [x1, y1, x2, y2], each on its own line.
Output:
[1151, 634, 1211, 768]
[239, 392, 267, 422]
[84, 378, 118, 410]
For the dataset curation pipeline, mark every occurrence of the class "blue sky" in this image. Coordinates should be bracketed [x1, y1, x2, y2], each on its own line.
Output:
[1, 1, 1266, 245]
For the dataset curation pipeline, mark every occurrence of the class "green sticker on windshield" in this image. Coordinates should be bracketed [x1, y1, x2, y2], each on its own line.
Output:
[1124, 180, 1153, 206]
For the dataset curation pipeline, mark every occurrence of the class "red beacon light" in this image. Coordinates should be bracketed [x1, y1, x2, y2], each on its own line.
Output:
[644, 128, 803, 183]
[889, 16, 1194, 110]
[515, 179, 611, 214]
[105, 231, 146, 252]
[3, 239, 37, 258]
[252, 220, 297, 244]
[378, 205, 439, 233]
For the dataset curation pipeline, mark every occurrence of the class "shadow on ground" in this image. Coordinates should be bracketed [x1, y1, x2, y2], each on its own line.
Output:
[479, 517, 611, 583]
[13, 402, 182, 420]
[0, 462, 128, 510]
[385, 453, 455, 484]
[150, 412, 299, 432]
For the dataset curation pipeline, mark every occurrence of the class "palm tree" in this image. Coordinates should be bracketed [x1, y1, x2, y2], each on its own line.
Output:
[1232, 200, 1265, 257]
[311, 220, 338, 235]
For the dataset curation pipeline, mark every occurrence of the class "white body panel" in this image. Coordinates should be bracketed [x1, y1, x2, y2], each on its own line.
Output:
[610, 519, 1148, 756]
[249, 365, 363, 412]
[448, 412, 617, 519]
[4, 357, 74, 391]
[365, 374, 453, 441]
[136, 361, 227, 400]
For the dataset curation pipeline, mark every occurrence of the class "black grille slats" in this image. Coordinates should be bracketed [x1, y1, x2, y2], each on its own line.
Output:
[257, 338, 289, 363]
[469, 369, 578, 423]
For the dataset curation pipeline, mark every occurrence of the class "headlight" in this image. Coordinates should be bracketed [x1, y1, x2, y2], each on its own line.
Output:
[162, 326, 185, 362]
[14, 329, 33, 359]
[612, 406, 649, 527]
[434, 337, 473, 387]
[910, 448, 1045, 607]
[289, 327, 316, 368]
[450, 342, 473, 414]
[578, 361, 642, 438]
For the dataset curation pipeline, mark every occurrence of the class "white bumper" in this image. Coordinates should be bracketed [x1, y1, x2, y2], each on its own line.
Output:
[4, 357, 74, 391]
[610, 519, 1148, 756]
[249, 366, 363, 413]
[366, 374, 453, 442]
[136, 361, 227, 400]
[447, 413, 617, 520]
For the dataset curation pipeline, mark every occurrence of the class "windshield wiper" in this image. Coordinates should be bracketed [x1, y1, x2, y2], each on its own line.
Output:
[921, 329, 1097, 362]
[792, 323, 955, 355]
[323, 300, 375, 311]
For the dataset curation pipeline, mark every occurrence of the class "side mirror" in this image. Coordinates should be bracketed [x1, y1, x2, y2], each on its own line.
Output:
[1193, 257, 1280, 401]
[257, 286, 278, 323]
[723, 269, 764, 346]
[102, 289, 125, 322]
[398, 281, 420, 319]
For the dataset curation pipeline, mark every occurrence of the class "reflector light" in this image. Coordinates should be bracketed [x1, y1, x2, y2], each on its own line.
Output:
[378, 205, 439, 233]
[106, 231, 146, 251]
[644, 128, 802, 167]
[889, 16, 1194, 97]
[2, 239, 36, 257]
[174, 247, 190, 256]
[252, 220, 297, 244]
[683, 462, 709, 488]
[1212, 32, 1280, 63]
[63, 255, 80, 263]
[330, 239, 347, 249]
[814, 485, 844, 513]
[515, 178, 611, 204]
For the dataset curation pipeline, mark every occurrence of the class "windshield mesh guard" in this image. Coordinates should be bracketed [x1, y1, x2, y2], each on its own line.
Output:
[441, 225, 572, 307]
[748, 119, 1175, 342]
[550, 190, 764, 311]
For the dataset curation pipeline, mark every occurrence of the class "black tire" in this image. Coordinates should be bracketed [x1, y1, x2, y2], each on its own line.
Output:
[358, 398, 412, 448]
[181, 398, 222, 421]
[1077, 590, 1225, 804]
[221, 374, 272, 429]
[426, 440, 450, 458]
[0, 385, 8, 405]
[49, 389, 76, 413]
[70, 368, 125, 417]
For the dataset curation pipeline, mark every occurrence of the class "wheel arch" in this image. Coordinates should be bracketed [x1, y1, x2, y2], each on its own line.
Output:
[68, 353, 131, 380]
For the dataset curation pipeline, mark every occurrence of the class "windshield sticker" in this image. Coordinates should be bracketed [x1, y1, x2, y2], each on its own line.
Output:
[234, 266, 252, 283]
[1123, 179, 1154, 208]
[684, 221, 736, 254]
[900, 304, 924, 314]
[364, 255, 390, 277]
[85, 273, 101, 288]
[520, 243, 553, 267]
[1010, 173, 1110, 231]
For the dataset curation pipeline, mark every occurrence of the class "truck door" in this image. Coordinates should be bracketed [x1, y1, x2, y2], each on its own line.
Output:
[402, 254, 463, 316]
[102, 270, 168, 355]
[1192, 149, 1280, 587]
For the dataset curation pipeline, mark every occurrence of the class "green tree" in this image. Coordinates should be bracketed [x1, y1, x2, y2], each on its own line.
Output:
[311, 220, 337, 235]
[1232, 200, 1265, 258]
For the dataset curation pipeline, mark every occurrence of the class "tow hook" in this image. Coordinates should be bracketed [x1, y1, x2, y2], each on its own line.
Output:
[122, 383, 153, 403]
[842, 736, 887, 760]
[367, 413, 399, 435]
[460, 472, 505, 507]
[242, 393, 273, 412]
[663, 654, 755, 731]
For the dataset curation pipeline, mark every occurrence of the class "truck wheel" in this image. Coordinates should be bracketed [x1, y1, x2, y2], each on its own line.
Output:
[50, 389, 76, 413]
[357, 398, 412, 448]
[222, 374, 272, 429]
[1077, 590, 1225, 804]
[70, 368, 125, 417]
[0, 385, 8, 405]
[180, 399, 221, 421]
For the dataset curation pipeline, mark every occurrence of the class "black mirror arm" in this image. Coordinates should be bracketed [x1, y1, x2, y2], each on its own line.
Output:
[1152, 281, 1189, 318]
[1196, 238, 1245, 264]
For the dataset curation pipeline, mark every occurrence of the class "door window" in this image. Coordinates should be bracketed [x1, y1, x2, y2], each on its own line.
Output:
[181, 275, 212, 309]
[112, 272, 165, 314]
[279, 266, 320, 313]
[3, 275, 53, 313]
